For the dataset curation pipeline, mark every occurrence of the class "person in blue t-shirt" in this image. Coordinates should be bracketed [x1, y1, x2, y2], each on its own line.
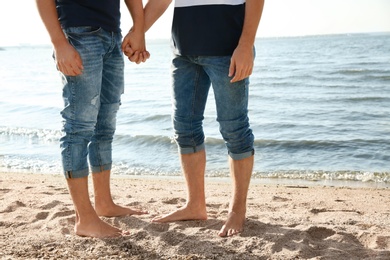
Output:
[36, 0, 149, 238]
[134, 0, 265, 237]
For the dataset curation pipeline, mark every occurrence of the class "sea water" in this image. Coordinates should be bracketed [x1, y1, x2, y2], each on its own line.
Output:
[0, 33, 389, 186]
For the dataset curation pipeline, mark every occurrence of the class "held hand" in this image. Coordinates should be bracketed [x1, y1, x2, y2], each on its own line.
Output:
[122, 28, 150, 64]
[123, 44, 150, 64]
[228, 45, 254, 83]
[54, 41, 83, 76]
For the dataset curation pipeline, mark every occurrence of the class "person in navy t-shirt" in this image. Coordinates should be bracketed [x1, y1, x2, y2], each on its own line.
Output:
[36, 0, 149, 238]
[139, 0, 265, 237]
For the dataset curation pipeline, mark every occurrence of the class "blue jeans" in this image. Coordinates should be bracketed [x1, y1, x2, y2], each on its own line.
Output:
[172, 55, 254, 160]
[58, 27, 124, 178]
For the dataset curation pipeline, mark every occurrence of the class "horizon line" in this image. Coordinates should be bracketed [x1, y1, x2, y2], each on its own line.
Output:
[1, 31, 389, 48]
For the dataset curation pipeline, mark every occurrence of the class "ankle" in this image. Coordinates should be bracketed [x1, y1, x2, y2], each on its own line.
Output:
[185, 201, 206, 211]
[229, 206, 246, 217]
[94, 197, 115, 208]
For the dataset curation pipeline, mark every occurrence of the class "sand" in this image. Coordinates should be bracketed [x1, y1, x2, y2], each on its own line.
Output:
[1, 172, 389, 259]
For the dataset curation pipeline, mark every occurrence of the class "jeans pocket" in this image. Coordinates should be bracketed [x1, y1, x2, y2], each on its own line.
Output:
[64, 26, 102, 35]
[64, 27, 103, 51]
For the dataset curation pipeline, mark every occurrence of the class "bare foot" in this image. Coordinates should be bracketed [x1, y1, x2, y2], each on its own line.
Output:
[151, 205, 207, 223]
[218, 211, 245, 237]
[95, 203, 148, 217]
[75, 217, 130, 238]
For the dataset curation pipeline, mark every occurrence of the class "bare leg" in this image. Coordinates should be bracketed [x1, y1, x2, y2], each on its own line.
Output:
[67, 176, 129, 238]
[218, 155, 253, 237]
[93, 170, 148, 217]
[151, 150, 208, 222]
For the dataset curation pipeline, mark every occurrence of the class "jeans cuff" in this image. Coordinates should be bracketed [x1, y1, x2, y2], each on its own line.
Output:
[64, 168, 89, 179]
[228, 149, 255, 160]
[178, 143, 205, 154]
[91, 163, 112, 174]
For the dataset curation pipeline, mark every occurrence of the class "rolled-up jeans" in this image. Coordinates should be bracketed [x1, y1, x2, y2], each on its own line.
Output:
[171, 55, 255, 160]
[57, 27, 124, 179]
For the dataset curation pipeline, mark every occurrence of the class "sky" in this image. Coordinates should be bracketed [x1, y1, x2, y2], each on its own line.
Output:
[0, 0, 389, 46]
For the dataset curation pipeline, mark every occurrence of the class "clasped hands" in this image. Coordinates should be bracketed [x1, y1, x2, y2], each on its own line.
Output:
[121, 28, 150, 64]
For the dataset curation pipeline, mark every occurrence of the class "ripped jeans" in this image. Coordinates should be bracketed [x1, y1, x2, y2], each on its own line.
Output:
[57, 27, 124, 179]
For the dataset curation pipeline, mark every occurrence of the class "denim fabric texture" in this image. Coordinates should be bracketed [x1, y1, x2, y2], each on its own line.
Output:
[171, 55, 255, 160]
[58, 27, 124, 178]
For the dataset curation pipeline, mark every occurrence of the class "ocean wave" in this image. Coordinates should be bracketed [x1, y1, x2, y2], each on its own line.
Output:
[114, 133, 174, 146]
[252, 170, 389, 184]
[254, 138, 390, 150]
[0, 126, 61, 142]
[2, 126, 388, 155]
[335, 68, 388, 75]
[3, 157, 387, 184]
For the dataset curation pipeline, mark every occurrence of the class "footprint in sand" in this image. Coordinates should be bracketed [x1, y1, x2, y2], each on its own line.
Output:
[306, 226, 336, 240]
[206, 203, 223, 208]
[145, 222, 170, 232]
[50, 210, 74, 220]
[35, 211, 49, 220]
[127, 201, 141, 206]
[161, 197, 185, 205]
[375, 236, 390, 249]
[33, 211, 50, 222]
[206, 203, 222, 217]
[359, 232, 390, 250]
[1, 201, 26, 213]
[160, 230, 187, 246]
[61, 227, 71, 235]
[40, 200, 62, 210]
[58, 216, 75, 228]
[132, 230, 148, 240]
[272, 196, 291, 202]
[0, 188, 11, 194]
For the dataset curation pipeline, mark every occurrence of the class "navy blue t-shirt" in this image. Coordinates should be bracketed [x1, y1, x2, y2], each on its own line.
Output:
[55, 0, 121, 32]
[172, 0, 246, 56]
